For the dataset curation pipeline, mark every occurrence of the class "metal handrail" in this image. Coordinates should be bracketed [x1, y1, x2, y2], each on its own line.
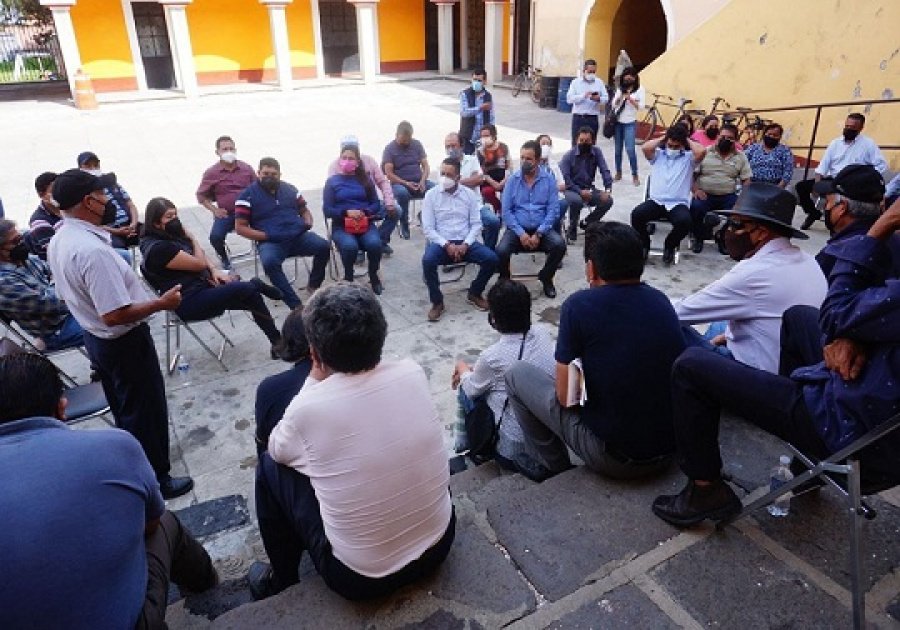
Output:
[720, 98, 899, 179]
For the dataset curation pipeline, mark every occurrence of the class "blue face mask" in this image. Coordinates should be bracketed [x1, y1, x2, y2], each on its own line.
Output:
[472, 80, 483, 92]
[665, 147, 684, 159]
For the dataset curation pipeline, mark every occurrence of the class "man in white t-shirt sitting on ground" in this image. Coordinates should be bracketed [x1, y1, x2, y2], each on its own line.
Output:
[249, 283, 455, 601]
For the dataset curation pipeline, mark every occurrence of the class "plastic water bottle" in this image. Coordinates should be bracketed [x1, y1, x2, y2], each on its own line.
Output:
[767, 455, 793, 517]
[176, 353, 191, 384]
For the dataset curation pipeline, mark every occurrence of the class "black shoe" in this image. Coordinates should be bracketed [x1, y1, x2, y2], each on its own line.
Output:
[270, 344, 281, 360]
[800, 211, 821, 230]
[371, 279, 384, 295]
[662, 247, 676, 266]
[540, 279, 557, 299]
[382, 244, 393, 257]
[566, 227, 577, 242]
[690, 236, 704, 254]
[159, 475, 194, 500]
[250, 277, 283, 301]
[248, 561, 290, 601]
[652, 479, 741, 528]
[400, 224, 410, 240]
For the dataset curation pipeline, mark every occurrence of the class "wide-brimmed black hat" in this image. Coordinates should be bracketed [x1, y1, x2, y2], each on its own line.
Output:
[715, 182, 807, 239]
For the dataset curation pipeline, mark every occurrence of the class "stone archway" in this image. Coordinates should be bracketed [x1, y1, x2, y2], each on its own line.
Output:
[582, 0, 669, 84]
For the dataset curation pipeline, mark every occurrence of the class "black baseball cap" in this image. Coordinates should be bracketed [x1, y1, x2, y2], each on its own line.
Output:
[52, 168, 104, 210]
[813, 164, 885, 203]
[76, 151, 99, 166]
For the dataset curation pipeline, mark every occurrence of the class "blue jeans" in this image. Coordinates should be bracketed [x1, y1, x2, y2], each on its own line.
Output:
[689, 192, 737, 240]
[391, 181, 435, 237]
[210, 213, 236, 267]
[480, 205, 501, 250]
[331, 224, 383, 281]
[377, 202, 399, 246]
[42, 313, 85, 352]
[258, 232, 330, 309]
[422, 241, 498, 305]
[681, 322, 734, 358]
[614, 121, 638, 176]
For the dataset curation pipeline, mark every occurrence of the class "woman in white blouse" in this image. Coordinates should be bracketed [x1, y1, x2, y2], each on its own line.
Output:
[610, 67, 645, 186]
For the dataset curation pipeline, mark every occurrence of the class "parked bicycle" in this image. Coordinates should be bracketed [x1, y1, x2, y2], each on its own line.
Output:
[637, 93, 705, 143]
[512, 63, 542, 104]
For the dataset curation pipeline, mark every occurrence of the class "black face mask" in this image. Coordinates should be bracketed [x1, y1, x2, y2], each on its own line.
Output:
[717, 137, 734, 153]
[762, 135, 779, 149]
[8, 242, 29, 263]
[705, 127, 720, 140]
[521, 161, 536, 175]
[101, 200, 118, 226]
[722, 228, 755, 261]
[261, 177, 279, 193]
[843, 128, 860, 142]
[164, 218, 186, 239]
[577, 143, 592, 154]
[621, 79, 634, 89]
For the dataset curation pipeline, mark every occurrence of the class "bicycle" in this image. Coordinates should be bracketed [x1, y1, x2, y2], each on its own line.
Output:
[512, 63, 542, 104]
[636, 93, 705, 143]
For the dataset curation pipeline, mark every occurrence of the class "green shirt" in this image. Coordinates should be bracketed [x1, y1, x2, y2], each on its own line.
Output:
[695, 148, 752, 195]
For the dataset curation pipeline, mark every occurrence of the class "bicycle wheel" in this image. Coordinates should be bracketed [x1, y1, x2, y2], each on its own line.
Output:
[512, 74, 525, 98]
[530, 76, 542, 104]
[636, 109, 659, 144]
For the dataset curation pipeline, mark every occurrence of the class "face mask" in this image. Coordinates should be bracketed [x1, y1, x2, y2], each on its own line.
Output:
[822, 199, 843, 234]
[439, 175, 457, 191]
[261, 177, 279, 193]
[541, 144, 552, 160]
[723, 228, 755, 261]
[584, 72, 596, 82]
[85, 168, 102, 177]
[843, 128, 860, 142]
[471, 80, 483, 92]
[578, 143, 592, 154]
[665, 147, 683, 159]
[705, 127, 720, 140]
[762, 135, 779, 149]
[446, 147, 461, 159]
[521, 161, 536, 175]
[481, 137, 494, 148]
[101, 200, 118, 225]
[8, 242, 29, 263]
[164, 217, 186, 239]
[717, 137, 734, 153]
[338, 158, 358, 174]
[219, 151, 237, 164]
[622, 79, 634, 88]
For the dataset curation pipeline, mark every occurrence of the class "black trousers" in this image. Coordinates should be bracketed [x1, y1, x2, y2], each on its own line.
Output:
[671, 347, 830, 481]
[795, 178, 818, 217]
[83, 323, 171, 479]
[495, 228, 567, 281]
[137, 511, 216, 630]
[177, 282, 280, 344]
[779, 305, 823, 377]
[631, 200, 691, 250]
[255, 453, 455, 601]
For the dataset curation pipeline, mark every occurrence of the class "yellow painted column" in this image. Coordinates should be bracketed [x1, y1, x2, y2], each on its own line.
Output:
[39, 0, 81, 98]
[484, 0, 507, 86]
[261, 0, 294, 90]
[161, 0, 199, 97]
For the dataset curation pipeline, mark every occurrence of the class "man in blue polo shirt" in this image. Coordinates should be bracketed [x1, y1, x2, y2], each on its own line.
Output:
[0, 353, 217, 629]
[496, 140, 565, 298]
[235, 157, 330, 309]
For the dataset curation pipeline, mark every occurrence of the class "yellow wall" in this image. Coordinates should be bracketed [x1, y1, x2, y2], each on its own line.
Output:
[71, 0, 135, 81]
[286, 1, 317, 69]
[378, 0, 425, 63]
[502, 1, 510, 66]
[188, 0, 273, 75]
[640, 0, 900, 169]
[583, 0, 621, 75]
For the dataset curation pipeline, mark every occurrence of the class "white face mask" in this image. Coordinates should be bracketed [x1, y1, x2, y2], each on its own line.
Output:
[541, 144, 552, 160]
[666, 147, 684, 159]
[584, 72, 596, 82]
[84, 168, 102, 177]
[439, 175, 457, 191]
[219, 151, 237, 164]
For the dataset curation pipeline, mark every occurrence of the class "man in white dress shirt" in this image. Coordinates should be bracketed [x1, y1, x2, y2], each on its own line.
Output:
[796, 112, 888, 229]
[565, 59, 608, 146]
[445, 132, 501, 249]
[422, 156, 499, 322]
[674, 183, 827, 374]
[249, 282, 455, 601]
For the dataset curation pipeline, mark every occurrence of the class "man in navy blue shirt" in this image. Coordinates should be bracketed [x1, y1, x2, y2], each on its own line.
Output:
[496, 140, 566, 298]
[506, 221, 684, 480]
[559, 127, 613, 242]
[236, 157, 330, 309]
[653, 198, 900, 528]
[0, 353, 216, 629]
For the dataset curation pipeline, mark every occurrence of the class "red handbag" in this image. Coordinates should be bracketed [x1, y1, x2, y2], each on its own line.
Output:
[344, 214, 369, 235]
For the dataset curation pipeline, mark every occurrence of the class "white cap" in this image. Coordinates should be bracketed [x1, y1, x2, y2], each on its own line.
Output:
[340, 135, 360, 149]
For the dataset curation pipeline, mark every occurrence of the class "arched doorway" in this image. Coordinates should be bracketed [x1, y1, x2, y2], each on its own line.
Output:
[583, 0, 667, 85]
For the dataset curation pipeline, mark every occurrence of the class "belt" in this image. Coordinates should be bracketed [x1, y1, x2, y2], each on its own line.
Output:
[573, 113, 599, 118]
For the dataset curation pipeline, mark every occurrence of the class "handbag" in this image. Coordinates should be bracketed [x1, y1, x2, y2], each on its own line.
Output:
[602, 94, 630, 139]
[464, 332, 527, 465]
[343, 214, 369, 235]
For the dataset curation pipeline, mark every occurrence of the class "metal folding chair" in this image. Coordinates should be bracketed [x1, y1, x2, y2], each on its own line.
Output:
[717, 412, 900, 630]
[64, 380, 114, 427]
[0, 313, 89, 387]
[323, 213, 367, 282]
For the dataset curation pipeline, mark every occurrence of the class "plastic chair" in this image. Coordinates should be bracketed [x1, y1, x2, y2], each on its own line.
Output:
[717, 412, 900, 630]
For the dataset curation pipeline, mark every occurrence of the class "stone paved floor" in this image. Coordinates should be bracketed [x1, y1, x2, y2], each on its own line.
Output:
[4, 78, 897, 628]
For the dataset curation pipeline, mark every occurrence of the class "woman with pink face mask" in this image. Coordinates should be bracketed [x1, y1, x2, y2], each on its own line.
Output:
[323, 145, 385, 294]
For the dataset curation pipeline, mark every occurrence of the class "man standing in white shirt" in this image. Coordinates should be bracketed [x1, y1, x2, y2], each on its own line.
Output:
[674, 183, 827, 374]
[422, 157, 499, 322]
[796, 112, 888, 230]
[249, 283, 455, 601]
[565, 59, 608, 146]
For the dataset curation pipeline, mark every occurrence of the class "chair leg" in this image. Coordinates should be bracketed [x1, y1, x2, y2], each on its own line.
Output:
[166, 311, 179, 375]
[848, 458, 866, 630]
[181, 321, 229, 372]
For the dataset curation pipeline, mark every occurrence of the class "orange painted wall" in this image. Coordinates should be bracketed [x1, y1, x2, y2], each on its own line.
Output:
[378, 0, 425, 63]
[70, 0, 136, 84]
[187, 0, 273, 79]
[286, 0, 318, 71]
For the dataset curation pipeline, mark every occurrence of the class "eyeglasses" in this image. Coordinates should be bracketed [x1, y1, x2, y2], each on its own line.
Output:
[815, 194, 842, 213]
[724, 218, 756, 231]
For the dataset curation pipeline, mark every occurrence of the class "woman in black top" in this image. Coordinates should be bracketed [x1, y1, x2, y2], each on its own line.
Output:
[140, 197, 283, 358]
